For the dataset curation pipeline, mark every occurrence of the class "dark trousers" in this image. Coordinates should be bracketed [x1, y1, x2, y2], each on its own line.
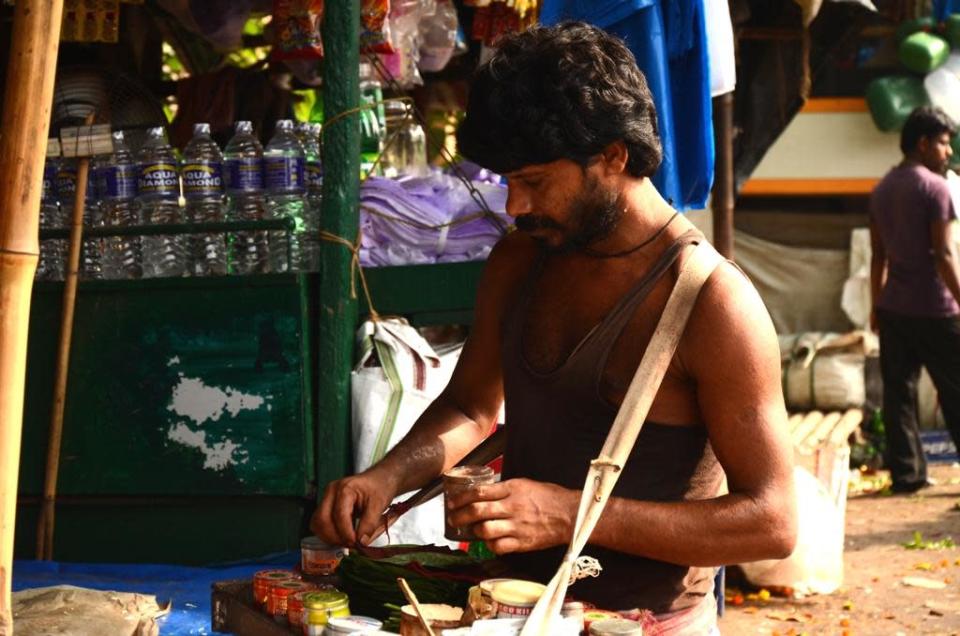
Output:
[878, 309, 960, 488]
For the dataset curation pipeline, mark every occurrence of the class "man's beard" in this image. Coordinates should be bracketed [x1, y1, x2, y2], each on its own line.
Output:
[514, 175, 623, 252]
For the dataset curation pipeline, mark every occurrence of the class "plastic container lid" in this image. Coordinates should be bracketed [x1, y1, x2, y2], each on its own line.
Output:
[325, 615, 384, 633]
[588, 618, 643, 635]
[489, 580, 546, 606]
[302, 589, 349, 610]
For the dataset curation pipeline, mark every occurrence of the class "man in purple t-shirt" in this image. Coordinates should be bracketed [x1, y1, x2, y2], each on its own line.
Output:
[870, 106, 959, 493]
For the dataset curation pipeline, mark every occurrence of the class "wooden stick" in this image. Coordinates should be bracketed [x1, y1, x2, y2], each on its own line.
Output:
[397, 577, 437, 636]
[36, 150, 92, 561]
[0, 0, 66, 629]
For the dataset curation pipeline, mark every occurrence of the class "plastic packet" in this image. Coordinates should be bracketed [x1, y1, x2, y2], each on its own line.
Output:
[361, 0, 394, 53]
[419, 0, 459, 72]
[271, 0, 325, 60]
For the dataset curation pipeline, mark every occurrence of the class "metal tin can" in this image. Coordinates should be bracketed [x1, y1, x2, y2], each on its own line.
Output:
[443, 465, 496, 541]
[268, 580, 314, 622]
[288, 590, 312, 628]
[301, 590, 350, 635]
[588, 618, 643, 635]
[252, 570, 296, 608]
[325, 615, 384, 634]
[489, 579, 546, 619]
[300, 536, 346, 576]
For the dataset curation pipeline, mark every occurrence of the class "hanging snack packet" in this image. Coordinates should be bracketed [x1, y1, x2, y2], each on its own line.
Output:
[272, 0, 325, 60]
[361, 0, 394, 53]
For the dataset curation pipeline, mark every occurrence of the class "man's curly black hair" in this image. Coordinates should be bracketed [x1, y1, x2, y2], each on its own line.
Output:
[457, 21, 662, 178]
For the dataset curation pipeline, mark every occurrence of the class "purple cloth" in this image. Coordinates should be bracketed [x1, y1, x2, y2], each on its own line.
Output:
[359, 172, 511, 267]
[870, 162, 959, 317]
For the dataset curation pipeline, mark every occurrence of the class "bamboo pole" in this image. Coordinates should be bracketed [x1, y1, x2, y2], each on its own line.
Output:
[36, 151, 91, 561]
[0, 0, 66, 631]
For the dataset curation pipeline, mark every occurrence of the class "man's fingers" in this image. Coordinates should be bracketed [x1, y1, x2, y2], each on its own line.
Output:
[472, 518, 515, 541]
[355, 500, 387, 545]
[486, 536, 522, 555]
[448, 498, 512, 528]
[445, 480, 511, 509]
[332, 488, 359, 545]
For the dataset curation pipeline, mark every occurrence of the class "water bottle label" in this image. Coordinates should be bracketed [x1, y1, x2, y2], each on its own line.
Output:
[182, 161, 224, 200]
[56, 165, 96, 202]
[225, 158, 263, 193]
[263, 156, 305, 192]
[42, 162, 58, 202]
[98, 164, 138, 200]
[138, 162, 180, 199]
[306, 160, 324, 191]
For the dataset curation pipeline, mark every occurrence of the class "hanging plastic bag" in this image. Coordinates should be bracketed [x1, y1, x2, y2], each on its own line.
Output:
[271, 0, 324, 60]
[419, 0, 459, 72]
[361, 0, 394, 53]
[924, 66, 960, 125]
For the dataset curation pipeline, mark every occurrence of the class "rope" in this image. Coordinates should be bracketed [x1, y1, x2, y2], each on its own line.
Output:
[318, 230, 380, 322]
[568, 556, 602, 584]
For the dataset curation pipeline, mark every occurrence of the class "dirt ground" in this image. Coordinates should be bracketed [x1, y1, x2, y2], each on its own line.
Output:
[719, 463, 960, 636]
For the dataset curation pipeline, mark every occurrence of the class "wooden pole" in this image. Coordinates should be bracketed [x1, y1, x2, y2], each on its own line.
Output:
[317, 0, 360, 490]
[0, 0, 66, 631]
[36, 152, 91, 561]
[711, 91, 735, 259]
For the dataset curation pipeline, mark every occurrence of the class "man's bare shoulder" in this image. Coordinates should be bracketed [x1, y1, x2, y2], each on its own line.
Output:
[682, 259, 779, 374]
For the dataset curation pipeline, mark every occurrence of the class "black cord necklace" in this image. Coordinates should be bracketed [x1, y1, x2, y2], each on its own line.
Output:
[581, 211, 680, 258]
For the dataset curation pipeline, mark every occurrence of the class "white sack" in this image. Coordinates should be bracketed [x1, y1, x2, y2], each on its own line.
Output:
[735, 231, 852, 334]
[351, 318, 461, 547]
[740, 467, 844, 595]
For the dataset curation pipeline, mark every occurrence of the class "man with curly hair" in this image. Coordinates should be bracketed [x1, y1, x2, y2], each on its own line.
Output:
[314, 22, 796, 632]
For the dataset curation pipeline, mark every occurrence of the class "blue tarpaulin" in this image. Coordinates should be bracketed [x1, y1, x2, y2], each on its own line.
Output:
[13, 554, 298, 635]
[934, 0, 960, 20]
[539, 0, 715, 211]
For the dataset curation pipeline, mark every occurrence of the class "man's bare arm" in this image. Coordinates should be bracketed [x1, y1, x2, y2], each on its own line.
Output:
[932, 219, 960, 305]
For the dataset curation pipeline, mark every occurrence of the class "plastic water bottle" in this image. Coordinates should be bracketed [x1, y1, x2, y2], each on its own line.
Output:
[96, 130, 141, 279]
[182, 123, 227, 276]
[299, 122, 323, 271]
[264, 119, 306, 273]
[224, 121, 268, 275]
[37, 141, 65, 281]
[56, 157, 102, 279]
[137, 126, 184, 278]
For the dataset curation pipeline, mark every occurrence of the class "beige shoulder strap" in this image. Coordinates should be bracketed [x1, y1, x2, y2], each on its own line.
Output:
[521, 240, 725, 636]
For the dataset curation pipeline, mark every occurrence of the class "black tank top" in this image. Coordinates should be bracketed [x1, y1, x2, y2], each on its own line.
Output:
[499, 230, 724, 613]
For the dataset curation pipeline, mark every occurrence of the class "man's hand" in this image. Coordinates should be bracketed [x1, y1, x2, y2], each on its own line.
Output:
[311, 470, 400, 547]
[445, 478, 579, 554]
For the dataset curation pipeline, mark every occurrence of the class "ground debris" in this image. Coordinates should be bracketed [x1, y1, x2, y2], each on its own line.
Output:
[901, 576, 947, 590]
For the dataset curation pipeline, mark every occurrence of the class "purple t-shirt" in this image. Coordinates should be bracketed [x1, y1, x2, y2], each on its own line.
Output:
[870, 162, 959, 317]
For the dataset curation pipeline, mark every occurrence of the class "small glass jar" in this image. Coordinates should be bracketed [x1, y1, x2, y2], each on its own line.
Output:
[300, 536, 346, 576]
[268, 580, 314, 622]
[301, 590, 350, 635]
[252, 570, 296, 608]
[380, 100, 428, 178]
[443, 465, 495, 541]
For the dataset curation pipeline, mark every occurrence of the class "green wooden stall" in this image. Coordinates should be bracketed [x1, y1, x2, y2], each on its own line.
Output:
[15, 2, 488, 565]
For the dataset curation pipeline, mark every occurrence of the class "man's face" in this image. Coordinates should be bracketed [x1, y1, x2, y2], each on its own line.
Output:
[505, 160, 623, 252]
[919, 132, 954, 175]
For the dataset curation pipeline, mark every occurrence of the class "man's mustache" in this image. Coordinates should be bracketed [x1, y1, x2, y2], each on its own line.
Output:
[515, 215, 563, 232]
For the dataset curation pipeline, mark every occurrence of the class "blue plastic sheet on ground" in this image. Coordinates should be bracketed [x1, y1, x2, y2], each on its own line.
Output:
[934, 0, 960, 21]
[13, 553, 298, 635]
